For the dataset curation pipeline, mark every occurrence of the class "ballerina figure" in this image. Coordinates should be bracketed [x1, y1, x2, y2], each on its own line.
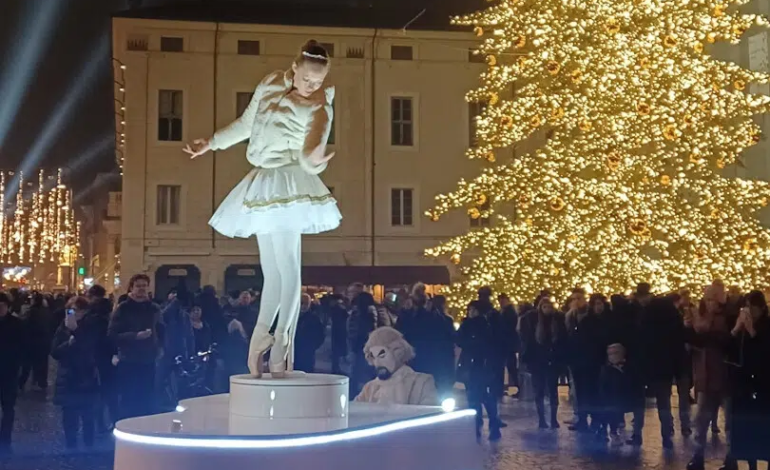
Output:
[184, 40, 340, 378]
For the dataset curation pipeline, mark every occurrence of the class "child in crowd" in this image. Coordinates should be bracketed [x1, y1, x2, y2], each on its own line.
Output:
[597, 343, 632, 446]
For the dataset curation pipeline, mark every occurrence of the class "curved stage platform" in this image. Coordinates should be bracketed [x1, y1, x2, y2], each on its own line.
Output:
[113, 373, 480, 470]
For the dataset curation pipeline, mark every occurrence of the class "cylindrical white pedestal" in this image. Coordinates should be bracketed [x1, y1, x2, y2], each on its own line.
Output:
[229, 372, 349, 420]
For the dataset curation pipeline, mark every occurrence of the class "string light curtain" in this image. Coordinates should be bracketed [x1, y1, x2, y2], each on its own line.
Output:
[426, 0, 770, 306]
[0, 169, 80, 267]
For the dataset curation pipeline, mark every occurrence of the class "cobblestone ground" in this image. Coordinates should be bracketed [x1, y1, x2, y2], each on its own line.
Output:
[0, 385, 738, 470]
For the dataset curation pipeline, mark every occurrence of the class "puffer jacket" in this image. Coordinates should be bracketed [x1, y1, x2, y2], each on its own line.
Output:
[209, 69, 335, 175]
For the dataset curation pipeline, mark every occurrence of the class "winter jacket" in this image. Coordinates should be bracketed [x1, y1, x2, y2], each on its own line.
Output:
[86, 297, 116, 367]
[397, 306, 456, 391]
[500, 305, 520, 354]
[108, 297, 164, 364]
[0, 314, 23, 380]
[518, 310, 568, 374]
[457, 315, 497, 387]
[209, 69, 334, 176]
[161, 298, 195, 363]
[686, 307, 732, 395]
[566, 310, 607, 371]
[51, 317, 100, 407]
[598, 363, 634, 414]
[294, 309, 326, 373]
[727, 315, 770, 460]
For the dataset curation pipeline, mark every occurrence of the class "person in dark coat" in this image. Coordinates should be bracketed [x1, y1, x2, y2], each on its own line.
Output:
[221, 290, 258, 380]
[474, 287, 507, 402]
[396, 283, 456, 396]
[499, 294, 520, 396]
[108, 274, 165, 420]
[347, 292, 377, 397]
[197, 285, 225, 344]
[19, 292, 53, 391]
[519, 297, 567, 429]
[722, 290, 770, 470]
[596, 343, 634, 446]
[0, 293, 23, 454]
[326, 294, 349, 375]
[686, 285, 734, 470]
[626, 284, 681, 448]
[190, 304, 212, 354]
[294, 294, 326, 373]
[565, 290, 607, 432]
[51, 296, 100, 449]
[457, 301, 502, 441]
[85, 284, 118, 431]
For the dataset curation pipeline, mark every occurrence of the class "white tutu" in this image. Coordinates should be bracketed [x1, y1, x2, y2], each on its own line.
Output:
[209, 164, 341, 237]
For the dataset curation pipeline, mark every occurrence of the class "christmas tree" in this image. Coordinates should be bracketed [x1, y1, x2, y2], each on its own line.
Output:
[426, 0, 770, 305]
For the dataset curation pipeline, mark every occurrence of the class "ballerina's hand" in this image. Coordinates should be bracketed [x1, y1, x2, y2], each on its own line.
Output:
[183, 138, 211, 159]
[307, 143, 335, 166]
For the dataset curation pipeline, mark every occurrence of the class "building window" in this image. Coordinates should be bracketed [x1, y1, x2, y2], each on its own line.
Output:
[127, 34, 149, 51]
[470, 201, 491, 228]
[320, 42, 335, 58]
[327, 102, 336, 145]
[468, 101, 484, 146]
[237, 40, 261, 55]
[468, 49, 485, 63]
[236, 92, 254, 117]
[156, 185, 181, 225]
[160, 36, 184, 52]
[158, 90, 183, 141]
[391, 188, 414, 227]
[346, 47, 364, 59]
[391, 45, 413, 61]
[391, 97, 414, 146]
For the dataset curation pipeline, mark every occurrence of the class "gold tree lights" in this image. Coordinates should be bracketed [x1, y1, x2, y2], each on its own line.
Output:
[0, 169, 80, 268]
[426, 0, 770, 305]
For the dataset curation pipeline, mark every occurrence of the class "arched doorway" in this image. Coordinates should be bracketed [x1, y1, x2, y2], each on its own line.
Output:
[224, 264, 263, 295]
[154, 265, 201, 302]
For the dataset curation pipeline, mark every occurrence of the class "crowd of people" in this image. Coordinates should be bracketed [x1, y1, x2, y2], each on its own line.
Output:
[0, 274, 768, 470]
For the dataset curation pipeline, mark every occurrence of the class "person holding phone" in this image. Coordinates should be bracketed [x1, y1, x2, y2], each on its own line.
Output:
[51, 297, 99, 449]
[108, 274, 164, 419]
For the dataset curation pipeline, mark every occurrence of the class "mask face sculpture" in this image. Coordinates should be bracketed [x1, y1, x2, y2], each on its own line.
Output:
[354, 327, 438, 406]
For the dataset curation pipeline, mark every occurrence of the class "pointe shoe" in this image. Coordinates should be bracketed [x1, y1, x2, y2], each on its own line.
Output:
[248, 325, 274, 378]
[269, 333, 290, 378]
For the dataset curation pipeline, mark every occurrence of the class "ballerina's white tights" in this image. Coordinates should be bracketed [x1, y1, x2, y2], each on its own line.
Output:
[252, 231, 302, 370]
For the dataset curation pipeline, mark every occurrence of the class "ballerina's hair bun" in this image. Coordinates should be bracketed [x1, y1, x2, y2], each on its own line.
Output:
[297, 39, 330, 66]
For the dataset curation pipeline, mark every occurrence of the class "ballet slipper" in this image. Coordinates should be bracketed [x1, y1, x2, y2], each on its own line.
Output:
[269, 333, 290, 378]
[248, 324, 274, 378]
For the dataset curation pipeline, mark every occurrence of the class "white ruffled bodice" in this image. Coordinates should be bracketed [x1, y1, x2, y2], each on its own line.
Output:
[209, 70, 335, 176]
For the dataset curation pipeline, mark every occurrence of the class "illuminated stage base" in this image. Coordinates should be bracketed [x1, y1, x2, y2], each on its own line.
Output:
[113, 373, 480, 470]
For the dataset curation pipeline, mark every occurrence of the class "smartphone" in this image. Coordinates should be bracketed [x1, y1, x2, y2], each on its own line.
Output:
[66, 308, 76, 316]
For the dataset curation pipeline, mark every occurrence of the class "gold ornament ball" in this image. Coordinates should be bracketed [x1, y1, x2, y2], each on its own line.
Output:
[546, 60, 561, 75]
[604, 17, 620, 34]
[717, 157, 726, 169]
[629, 218, 648, 235]
[606, 152, 621, 171]
[468, 207, 481, 219]
[664, 35, 678, 48]
[476, 194, 488, 206]
[513, 35, 526, 48]
[473, 26, 484, 37]
[486, 55, 497, 66]
[636, 102, 651, 115]
[660, 175, 671, 186]
[549, 197, 566, 211]
[639, 58, 651, 69]
[571, 69, 583, 83]
[531, 114, 542, 127]
[734, 80, 746, 91]
[663, 125, 678, 141]
[706, 33, 717, 44]
[501, 115, 514, 129]
[579, 120, 592, 131]
[714, 4, 726, 17]
[551, 107, 565, 120]
[450, 253, 461, 265]
[485, 151, 496, 163]
[693, 43, 704, 53]
[488, 92, 499, 106]
[682, 114, 694, 126]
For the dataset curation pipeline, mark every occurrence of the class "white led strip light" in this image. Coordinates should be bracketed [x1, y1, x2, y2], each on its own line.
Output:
[114, 409, 476, 449]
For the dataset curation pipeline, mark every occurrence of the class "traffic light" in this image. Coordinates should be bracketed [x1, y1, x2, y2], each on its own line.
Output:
[78, 267, 86, 276]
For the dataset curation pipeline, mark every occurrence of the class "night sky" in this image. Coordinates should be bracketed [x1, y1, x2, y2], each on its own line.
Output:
[0, 0, 473, 199]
